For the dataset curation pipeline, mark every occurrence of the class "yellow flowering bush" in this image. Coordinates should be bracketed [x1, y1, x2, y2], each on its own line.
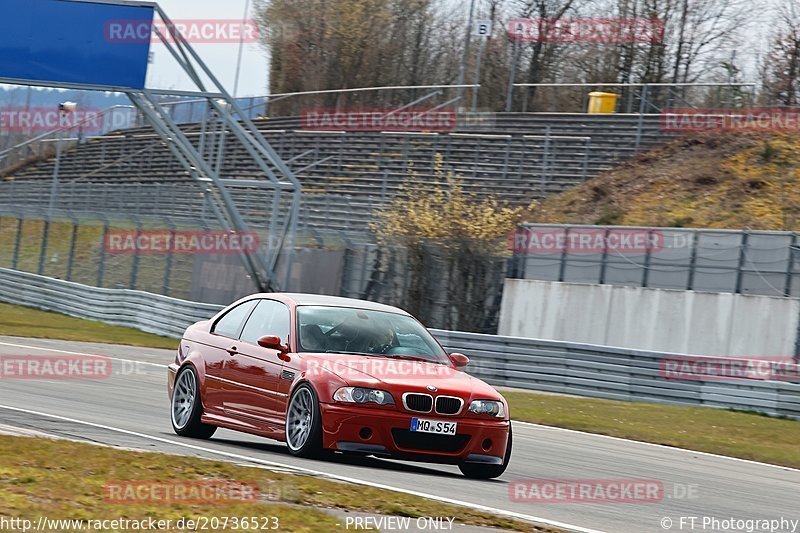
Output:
[369, 156, 532, 332]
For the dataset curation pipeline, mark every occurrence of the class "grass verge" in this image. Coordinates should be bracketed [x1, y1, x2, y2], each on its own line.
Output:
[0, 436, 539, 532]
[0, 302, 177, 350]
[1, 301, 798, 470]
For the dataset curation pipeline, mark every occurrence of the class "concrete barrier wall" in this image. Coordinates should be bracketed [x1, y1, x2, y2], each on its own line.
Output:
[498, 279, 800, 357]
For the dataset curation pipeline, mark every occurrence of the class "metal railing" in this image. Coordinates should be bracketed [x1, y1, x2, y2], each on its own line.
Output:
[509, 82, 757, 114]
[155, 85, 480, 127]
[0, 266, 796, 420]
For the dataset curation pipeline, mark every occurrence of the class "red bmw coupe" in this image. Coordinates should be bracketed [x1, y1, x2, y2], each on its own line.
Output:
[167, 293, 512, 479]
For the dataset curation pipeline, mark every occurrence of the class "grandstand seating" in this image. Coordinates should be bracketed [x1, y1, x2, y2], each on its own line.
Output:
[0, 113, 669, 233]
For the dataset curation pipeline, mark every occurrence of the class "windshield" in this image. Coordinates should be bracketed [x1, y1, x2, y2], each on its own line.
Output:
[296, 305, 449, 363]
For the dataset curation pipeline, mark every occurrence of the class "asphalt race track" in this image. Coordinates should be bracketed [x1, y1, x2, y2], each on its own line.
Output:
[0, 336, 798, 533]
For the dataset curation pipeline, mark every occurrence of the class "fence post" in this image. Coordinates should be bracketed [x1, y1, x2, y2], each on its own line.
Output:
[558, 226, 570, 282]
[540, 127, 551, 197]
[163, 226, 176, 296]
[129, 222, 141, 290]
[598, 227, 611, 284]
[37, 218, 50, 276]
[784, 234, 798, 297]
[735, 231, 750, 294]
[642, 229, 654, 288]
[686, 231, 698, 290]
[12, 217, 23, 270]
[97, 222, 108, 287]
[635, 84, 648, 151]
[66, 220, 78, 281]
[505, 38, 521, 112]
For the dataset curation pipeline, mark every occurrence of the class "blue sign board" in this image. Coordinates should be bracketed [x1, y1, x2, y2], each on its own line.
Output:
[0, 0, 153, 90]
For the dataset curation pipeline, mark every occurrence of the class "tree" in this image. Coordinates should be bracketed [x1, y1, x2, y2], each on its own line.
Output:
[370, 156, 529, 332]
[762, 4, 800, 106]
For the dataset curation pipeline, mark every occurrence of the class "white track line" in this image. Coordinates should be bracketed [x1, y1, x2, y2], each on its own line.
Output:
[0, 404, 602, 533]
[3, 339, 796, 473]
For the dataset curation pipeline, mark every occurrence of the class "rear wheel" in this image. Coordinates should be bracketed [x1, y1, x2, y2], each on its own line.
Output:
[285, 383, 323, 458]
[459, 425, 512, 479]
[171, 366, 216, 439]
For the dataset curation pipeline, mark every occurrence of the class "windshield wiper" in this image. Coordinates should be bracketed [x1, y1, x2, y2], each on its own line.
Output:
[324, 350, 377, 356]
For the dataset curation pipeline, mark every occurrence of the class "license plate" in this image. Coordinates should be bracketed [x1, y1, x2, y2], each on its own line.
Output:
[410, 418, 457, 435]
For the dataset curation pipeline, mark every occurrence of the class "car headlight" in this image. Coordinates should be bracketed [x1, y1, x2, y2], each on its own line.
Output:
[333, 387, 395, 405]
[468, 400, 505, 417]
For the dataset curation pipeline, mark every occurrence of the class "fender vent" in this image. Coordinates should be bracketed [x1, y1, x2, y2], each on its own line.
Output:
[281, 370, 295, 381]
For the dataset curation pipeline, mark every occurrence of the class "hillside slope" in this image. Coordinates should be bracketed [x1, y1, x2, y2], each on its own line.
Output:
[533, 131, 800, 230]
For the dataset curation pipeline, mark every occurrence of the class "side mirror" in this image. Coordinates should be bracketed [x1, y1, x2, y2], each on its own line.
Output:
[449, 353, 470, 368]
[258, 335, 290, 360]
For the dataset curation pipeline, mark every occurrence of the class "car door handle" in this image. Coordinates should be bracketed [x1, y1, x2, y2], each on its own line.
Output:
[226, 346, 238, 356]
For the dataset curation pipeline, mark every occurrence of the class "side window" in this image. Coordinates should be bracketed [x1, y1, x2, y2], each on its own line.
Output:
[240, 300, 291, 346]
[212, 300, 257, 339]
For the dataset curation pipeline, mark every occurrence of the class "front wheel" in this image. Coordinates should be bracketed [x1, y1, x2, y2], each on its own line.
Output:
[171, 366, 216, 439]
[459, 424, 512, 479]
[285, 383, 323, 458]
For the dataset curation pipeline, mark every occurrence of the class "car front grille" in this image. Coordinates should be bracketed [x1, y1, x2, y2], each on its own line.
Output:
[391, 429, 470, 453]
[403, 393, 433, 413]
[435, 396, 463, 415]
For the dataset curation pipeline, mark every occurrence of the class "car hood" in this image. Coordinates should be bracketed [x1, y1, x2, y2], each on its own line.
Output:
[299, 353, 501, 400]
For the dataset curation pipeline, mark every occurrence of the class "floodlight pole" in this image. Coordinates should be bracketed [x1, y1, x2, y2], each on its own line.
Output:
[455, 0, 476, 106]
[233, 0, 251, 98]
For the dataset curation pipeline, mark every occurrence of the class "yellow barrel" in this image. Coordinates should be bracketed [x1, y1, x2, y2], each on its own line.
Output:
[587, 92, 618, 114]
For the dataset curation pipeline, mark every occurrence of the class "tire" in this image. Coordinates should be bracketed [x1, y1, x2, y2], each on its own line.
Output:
[171, 366, 217, 439]
[459, 424, 512, 479]
[285, 383, 323, 458]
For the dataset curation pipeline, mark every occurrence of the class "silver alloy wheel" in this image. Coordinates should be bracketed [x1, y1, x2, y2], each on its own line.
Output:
[172, 369, 196, 430]
[286, 387, 314, 451]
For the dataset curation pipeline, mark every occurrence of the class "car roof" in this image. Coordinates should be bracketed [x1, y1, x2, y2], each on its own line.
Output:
[257, 293, 412, 316]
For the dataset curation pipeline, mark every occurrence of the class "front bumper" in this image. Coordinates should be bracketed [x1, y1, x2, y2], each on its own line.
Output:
[320, 402, 509, 465]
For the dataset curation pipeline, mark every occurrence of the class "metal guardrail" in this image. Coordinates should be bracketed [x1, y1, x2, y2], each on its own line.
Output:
[0, 267, 222, 338]
[1, 267, 797, 419]
[433, 330, 800, 419]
